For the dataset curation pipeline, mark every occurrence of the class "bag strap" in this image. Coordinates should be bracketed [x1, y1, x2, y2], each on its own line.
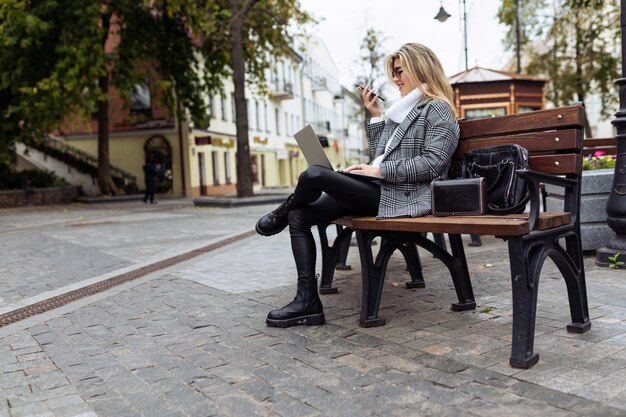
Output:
[487, 191, 530, 215]
[467, 161, 510, 193]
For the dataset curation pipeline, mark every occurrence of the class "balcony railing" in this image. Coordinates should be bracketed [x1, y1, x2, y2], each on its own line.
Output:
[270, 81, 294, 100]
[311, 76, 327, 91]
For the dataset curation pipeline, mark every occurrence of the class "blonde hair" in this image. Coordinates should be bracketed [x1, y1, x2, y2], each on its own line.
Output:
[384, 43, 456, 117]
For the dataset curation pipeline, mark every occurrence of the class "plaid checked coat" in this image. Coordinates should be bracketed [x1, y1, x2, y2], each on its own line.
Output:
[367, 97, 459, 219]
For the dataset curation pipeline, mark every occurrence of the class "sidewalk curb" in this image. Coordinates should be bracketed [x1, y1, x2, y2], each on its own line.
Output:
[194, 194, 290, 208]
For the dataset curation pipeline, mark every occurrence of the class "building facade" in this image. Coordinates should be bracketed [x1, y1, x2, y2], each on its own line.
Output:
[189, 37, 368, 196]
[36, 37, 368, 198]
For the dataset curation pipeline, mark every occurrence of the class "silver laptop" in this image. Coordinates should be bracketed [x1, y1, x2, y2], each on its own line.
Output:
[293, 124, 380, 181]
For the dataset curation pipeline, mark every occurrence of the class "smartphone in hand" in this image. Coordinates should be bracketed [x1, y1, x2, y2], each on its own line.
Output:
[355, 84, 385, 102]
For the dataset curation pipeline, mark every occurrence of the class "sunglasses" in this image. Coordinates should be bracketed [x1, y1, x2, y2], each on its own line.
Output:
[391, 68, 404, 78]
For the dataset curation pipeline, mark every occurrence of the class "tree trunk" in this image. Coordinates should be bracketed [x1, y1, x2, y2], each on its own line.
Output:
[96, 12, 117, 196]
[96, 72, 117, 196]
[228, 0, 253, 197]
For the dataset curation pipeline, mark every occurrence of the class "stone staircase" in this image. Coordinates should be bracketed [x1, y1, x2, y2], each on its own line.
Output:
[16, 137, 137, 196]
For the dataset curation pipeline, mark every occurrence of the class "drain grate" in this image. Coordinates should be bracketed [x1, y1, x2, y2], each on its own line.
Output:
[0, 230, 256, 327]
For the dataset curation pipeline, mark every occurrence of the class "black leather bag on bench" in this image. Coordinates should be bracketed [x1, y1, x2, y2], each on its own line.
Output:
[431, 177, 487, 216]
[460, 144, 530, 214]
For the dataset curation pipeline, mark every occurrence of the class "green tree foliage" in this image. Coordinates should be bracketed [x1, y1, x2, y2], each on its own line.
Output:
[498, 0, 619, 118]
[0, 0, 312, 197]
[0, 0, 224, 194]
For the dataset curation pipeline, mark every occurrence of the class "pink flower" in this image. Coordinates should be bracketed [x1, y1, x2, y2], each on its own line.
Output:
[594, 150, 606, 157]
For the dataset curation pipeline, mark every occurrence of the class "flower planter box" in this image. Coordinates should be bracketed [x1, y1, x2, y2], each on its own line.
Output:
[545, 169, 614, 251]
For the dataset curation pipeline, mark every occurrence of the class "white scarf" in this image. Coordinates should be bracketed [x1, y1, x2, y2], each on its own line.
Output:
[384, 88, 423, 124]
[371, 88, 424, 168]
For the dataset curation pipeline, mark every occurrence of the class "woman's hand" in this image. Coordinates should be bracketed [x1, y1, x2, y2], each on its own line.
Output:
[345, 163, 381, 177]
[358, 85, 382, 118]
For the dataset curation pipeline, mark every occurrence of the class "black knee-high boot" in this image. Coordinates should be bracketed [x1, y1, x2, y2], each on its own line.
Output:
[266, 275, 325, 327]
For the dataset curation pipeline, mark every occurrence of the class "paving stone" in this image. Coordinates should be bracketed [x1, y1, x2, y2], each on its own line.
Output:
[2, 203, 626, 417]
[8, 401, 54, 417]
[267, 392, 321, 417]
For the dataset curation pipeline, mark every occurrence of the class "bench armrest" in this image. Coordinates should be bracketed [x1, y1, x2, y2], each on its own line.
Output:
[518, 169, 578, 231]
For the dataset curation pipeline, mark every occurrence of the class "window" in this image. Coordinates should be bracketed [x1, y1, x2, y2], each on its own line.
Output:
[264, 103, 269, 132]
[246, 99, 251, 127]
[212, 151, 220, 185]
[231, 93, 236, 121]
[255, 100, 260, 131]
[464, 107, 506, 120]
[285, 112, 289, 135]
[224, 152, 232, 184]
[275, 109, 280, 134]
[281, 61, 286, 85]
[221, 95, 227, 121]
[130, 83, 151, 115]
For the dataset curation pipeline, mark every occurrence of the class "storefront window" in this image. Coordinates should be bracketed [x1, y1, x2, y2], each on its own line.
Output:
[464, 107, 506, 120]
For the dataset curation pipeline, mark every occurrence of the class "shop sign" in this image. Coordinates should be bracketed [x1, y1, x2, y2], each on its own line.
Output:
[194, 136, 235, 148]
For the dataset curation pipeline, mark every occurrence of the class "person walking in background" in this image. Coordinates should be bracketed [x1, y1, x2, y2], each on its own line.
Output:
[255, 42, 460, 328]
[143, 156, 157, 204]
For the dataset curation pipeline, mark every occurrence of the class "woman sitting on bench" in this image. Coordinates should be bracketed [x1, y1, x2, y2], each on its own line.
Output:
[255, 42, 460, 328]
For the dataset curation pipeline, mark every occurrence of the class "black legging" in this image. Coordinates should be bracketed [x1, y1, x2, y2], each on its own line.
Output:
[288, 165, 381, 280]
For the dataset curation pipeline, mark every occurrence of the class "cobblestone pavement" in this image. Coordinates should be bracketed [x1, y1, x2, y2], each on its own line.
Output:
[1, 200, 626, 416]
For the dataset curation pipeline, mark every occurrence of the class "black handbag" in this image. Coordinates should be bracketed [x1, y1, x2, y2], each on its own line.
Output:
[431, 177, 487, 216]
[460, 144, 530, 214]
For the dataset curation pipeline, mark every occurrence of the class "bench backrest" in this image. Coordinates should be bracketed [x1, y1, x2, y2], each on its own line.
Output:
[583, 138, 617, 157]
[450, 105, 586, 179]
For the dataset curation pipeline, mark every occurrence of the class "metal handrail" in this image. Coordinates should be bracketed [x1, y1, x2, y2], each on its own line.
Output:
[32, 136, 137, 186]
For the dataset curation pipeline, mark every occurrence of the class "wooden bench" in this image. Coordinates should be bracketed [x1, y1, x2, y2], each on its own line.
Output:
[583, 137, 617, 156]
[316, 105, 591, 369]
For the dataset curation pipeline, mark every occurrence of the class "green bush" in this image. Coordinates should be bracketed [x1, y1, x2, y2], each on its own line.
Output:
[0, 164, 69, 190]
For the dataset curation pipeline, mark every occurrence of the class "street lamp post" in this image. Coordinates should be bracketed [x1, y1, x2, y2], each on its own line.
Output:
[515, 0, 521, 74]
[596, 0, 626, 266]
[434, 0, 468, 70]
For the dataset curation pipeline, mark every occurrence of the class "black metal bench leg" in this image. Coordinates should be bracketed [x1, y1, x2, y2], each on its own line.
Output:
[356, 230, 394, 327]
[448, 234, 476, 311]
[398, 242, 425, 288]
[433, 233, 446, 251]
[507, 237, 540, 369]
[557, 232, 591, 333]
[353, 231, 475, 328]
[335, 225, 352, 271]
[317, 224, 353, 294]
[468, 234, 482, 247]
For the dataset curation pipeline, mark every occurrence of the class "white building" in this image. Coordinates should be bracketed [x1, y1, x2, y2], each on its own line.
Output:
[188, 37, 368, 196]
